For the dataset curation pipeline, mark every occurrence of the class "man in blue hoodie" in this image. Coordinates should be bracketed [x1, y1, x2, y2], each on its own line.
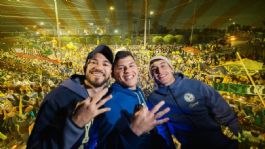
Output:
[27, 45, 114, 149]
[93, 51, 172, 149]
[148, 56, 238, 149]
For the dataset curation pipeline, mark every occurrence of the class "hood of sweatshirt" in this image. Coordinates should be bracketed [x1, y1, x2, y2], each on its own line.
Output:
[111, 82, 146, 105]
[60, 74, 88, 99]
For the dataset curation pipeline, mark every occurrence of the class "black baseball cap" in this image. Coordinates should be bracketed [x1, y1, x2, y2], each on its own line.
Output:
[85, 45, 113, 64]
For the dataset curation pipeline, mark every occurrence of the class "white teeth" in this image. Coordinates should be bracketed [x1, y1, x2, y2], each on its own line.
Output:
[124, 75, 133, 80]
[159, 74, 166, 79]
[91, 72, 103, 76]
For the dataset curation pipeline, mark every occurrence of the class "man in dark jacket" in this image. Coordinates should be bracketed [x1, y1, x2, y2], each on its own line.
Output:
[27, 45, 114, 149]
[93, 51, 172, 149]
[148, 56, 238, 149]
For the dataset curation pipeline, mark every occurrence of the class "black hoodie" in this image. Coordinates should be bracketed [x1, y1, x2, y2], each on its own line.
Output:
[27, 75, 88, 149]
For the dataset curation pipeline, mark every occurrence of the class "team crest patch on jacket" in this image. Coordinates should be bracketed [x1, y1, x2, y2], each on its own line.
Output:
[184, 93, 195, 103]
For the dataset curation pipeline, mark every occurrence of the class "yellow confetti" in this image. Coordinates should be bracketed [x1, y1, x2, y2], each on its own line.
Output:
[28, 122, 35, 135]
[11, 145, 17, 149]
[19, 96, 23, 117]
[0, 132, 7, 140]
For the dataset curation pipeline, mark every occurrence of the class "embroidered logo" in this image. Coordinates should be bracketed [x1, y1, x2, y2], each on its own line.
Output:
[184, 93, 195, 103]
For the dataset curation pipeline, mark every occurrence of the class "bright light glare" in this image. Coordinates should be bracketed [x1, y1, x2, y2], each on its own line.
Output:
[230, 36, 236, 41]
[110, 6, 115, 11]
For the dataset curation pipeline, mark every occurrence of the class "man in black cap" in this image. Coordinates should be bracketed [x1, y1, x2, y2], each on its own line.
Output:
[27, 45, 114, 149]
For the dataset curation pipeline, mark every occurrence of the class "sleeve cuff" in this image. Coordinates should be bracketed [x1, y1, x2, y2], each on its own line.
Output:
[63, 117, 85, 148]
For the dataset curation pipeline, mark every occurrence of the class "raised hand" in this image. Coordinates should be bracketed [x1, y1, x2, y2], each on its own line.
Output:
[72, 88, 112, 128]
[130, 101, 170, 136]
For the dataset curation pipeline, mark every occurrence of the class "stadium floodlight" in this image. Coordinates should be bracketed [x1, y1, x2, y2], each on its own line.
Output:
[230, 36, 236, 41]
[114, 29, 119, 34]
[149, 11, 154, 44]
[150, 11, 154, 15]
[110, 6, 115, 11]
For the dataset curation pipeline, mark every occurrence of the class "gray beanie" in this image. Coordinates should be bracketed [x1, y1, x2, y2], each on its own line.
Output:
[149, 56, 174, 78]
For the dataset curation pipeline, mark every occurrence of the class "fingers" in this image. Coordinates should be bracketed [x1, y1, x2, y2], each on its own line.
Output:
[134, 106, 148, 116]
[91, 88, 109, 104]
[74, 96, 92, 112]
[96, 107, 111, 115]
[150, 100, 165, 114]
[75, 96, 91, 108]
[96, 95, 112, 108]
[155, 107, 170, 119]
[154, 117, 170, 125]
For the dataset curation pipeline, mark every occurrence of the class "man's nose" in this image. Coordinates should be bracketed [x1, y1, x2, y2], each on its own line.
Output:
[124, 66, 130, 73]
[95, 62, 104, 69]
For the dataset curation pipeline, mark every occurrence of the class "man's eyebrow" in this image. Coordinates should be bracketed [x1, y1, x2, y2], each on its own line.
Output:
[159, 61, 167, 65]
[116, 64, 125, 67]
[117, 61, 135, 66]
[117, 63, 128, 67]
[104, 60, 111, 64]
[151, 61, 166, 67]
[129, 61, 136, 65]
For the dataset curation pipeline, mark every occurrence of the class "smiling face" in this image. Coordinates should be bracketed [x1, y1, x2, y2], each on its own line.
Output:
[150, 59, 175, 86]
[84, 53, 112, 88]
[113, 56, 138, 90]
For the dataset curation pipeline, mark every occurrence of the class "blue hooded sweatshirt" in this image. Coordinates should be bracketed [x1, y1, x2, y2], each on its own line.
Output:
[147, 73, 238, 149]
[93, 82, 170, 149]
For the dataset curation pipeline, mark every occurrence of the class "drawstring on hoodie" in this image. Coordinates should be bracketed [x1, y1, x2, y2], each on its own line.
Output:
[139, 91, 147, 107]
[78, 119, 93, 149]
[133, 91, 147, 106]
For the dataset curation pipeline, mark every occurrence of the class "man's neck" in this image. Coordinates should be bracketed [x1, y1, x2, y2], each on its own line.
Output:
[84, 80, 105, 97]
[87, 87, 105, 97]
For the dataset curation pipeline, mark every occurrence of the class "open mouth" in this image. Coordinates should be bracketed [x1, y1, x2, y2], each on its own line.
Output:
[158, 74, 167, 80]
[91, 71, 104, 77]
[124, 74, 134, 80]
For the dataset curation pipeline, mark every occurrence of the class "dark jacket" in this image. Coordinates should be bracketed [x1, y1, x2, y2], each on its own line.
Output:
[27, 75, 90, 149]
[147, 73, 238, 149]
[93, 82, 169, 149]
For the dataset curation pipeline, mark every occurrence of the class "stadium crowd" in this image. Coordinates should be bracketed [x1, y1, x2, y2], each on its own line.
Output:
[0, 43, 264, 148]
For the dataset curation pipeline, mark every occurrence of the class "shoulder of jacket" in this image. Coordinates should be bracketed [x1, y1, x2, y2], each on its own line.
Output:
[148, 91, 162, 101]
[180, 78, 203, 86]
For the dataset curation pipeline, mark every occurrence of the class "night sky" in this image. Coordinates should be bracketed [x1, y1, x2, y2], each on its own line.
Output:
[0, 0, 264, 34]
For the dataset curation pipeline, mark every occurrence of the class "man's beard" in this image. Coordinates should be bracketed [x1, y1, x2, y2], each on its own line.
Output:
[85, 75, 109, 88]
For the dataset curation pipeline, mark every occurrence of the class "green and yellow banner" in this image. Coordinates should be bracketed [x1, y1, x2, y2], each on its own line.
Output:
[213, 83, 265, 95]
[222, 58, 263, 75]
